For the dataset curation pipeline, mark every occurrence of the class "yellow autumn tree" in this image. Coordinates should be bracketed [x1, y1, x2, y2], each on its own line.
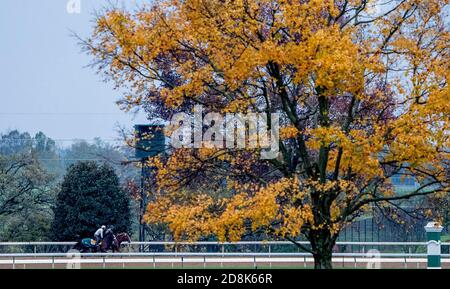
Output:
[84, 0, 449, 268]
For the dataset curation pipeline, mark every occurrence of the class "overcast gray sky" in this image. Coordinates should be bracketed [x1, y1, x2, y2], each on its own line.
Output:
[0, 0, 147, 145]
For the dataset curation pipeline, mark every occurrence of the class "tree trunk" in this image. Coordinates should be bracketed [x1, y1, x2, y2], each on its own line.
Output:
[313, 248, 333, 269]
[310, 229, 336, 269]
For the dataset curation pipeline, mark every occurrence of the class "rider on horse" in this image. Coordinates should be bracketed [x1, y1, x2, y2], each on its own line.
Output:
[105, 225, 114, 236]
[74, 226, 130, 253]
[94, 225, 106, 247]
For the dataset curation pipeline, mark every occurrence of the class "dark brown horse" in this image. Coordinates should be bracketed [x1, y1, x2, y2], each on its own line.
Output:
[100, 231, 131, 252]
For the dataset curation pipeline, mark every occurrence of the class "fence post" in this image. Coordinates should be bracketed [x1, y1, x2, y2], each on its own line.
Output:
[221, 245, 224, 268]
[269, 245, 271, 268]
[424, 222, 443, 269]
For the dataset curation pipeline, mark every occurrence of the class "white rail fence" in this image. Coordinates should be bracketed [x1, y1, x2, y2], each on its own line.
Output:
[1, 240, 446, 247]
[1, 252, 450, 269]
[0, 241, 449, 268]
[0, 241, 448, 254]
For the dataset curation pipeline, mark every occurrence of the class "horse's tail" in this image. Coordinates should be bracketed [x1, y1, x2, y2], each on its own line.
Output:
[72, 241, 82, 251]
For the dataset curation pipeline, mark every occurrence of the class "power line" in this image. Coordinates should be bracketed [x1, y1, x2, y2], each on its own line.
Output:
[0, 112, 125, 115]
[0, 139, 126, 142]
[37, 159, 130, 161]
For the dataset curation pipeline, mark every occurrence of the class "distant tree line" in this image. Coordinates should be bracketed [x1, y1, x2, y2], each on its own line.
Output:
[0, 130, 138, 241]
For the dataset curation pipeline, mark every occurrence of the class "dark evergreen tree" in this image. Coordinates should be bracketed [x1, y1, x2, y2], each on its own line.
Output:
[52, 161, 131, 241]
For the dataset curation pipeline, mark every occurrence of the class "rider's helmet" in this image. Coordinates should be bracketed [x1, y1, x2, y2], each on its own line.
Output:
[101, 225, 106, 230]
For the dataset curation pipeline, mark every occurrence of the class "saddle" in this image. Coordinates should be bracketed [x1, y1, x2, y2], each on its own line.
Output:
[81, 238, 99, 248]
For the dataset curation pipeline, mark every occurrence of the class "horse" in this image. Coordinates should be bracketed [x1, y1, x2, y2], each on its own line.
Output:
[116, 232, 132, 248]
[100, 231, 131, 252]
[72, 232, 131, 253]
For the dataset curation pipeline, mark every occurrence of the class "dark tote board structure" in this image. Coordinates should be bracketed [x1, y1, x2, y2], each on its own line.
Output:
[134, 124, 166, 159]
[134, 124, 166, 248]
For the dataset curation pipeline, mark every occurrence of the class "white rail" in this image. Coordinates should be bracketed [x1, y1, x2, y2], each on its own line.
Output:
[1, 241, 448, 268]
[1, 252, 446, 257]
[2, 241, 449, 246]
[1, 252, 450, 269]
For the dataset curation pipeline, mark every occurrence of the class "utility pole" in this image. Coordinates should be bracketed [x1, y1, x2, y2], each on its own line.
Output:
[139, 159, 147, 252]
